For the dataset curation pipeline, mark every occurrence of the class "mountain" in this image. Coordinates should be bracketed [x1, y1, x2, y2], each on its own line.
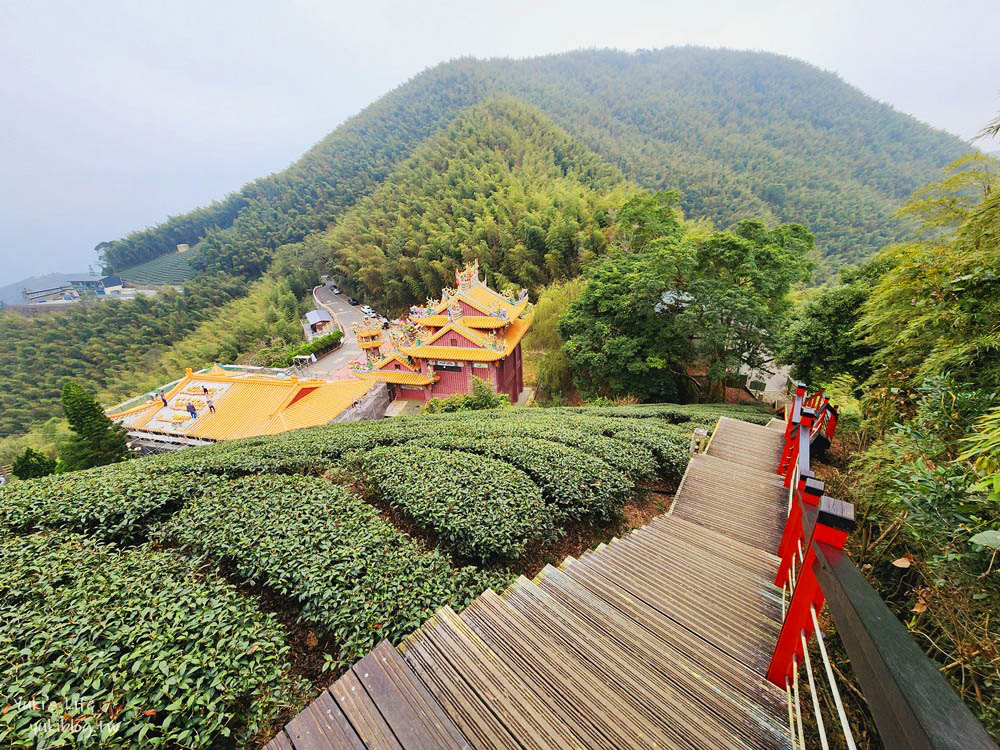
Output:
[100, 47, 970, 278]
[308, 99, 633, 310]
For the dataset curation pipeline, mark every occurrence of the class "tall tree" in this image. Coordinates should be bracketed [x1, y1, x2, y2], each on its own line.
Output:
[60, 382, 130, 470]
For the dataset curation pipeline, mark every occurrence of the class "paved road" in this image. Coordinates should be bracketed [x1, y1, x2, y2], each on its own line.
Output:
[306, 285, 381, 379]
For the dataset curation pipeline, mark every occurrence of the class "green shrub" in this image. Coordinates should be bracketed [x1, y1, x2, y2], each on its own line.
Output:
[354, 446, 553, 561]
[11, 446, 56, 479]
[416, 433, 631, 523]
[0, 461, 214, 542]
[0, 532, 305, 748]
[155, 475, 505, 668]
[422, 375, 510, 414]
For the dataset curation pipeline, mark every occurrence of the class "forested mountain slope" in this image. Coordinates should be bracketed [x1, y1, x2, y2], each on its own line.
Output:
[102, 47, 969, 277]
[307, 99, 634, 309]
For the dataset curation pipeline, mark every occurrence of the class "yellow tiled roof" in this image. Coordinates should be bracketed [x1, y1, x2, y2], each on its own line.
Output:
[113, 367, 372, 441]
[402, 310, 533, 362]
[419, 314, 509, 329]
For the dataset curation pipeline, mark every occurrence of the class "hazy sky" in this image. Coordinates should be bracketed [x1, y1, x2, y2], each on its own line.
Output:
[1, 0, 997, 286]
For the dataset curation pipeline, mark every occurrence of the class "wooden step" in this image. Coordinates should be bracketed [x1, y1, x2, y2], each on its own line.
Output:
[461, 590, 679, 748]
[405, 608, 583, 749]
[505, 578, 789, 750]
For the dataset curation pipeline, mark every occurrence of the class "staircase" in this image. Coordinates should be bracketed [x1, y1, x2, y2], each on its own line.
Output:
[266, 416, 793, 749]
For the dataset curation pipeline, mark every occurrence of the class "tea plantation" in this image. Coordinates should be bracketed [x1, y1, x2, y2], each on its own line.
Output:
[0, 402, 770, 748]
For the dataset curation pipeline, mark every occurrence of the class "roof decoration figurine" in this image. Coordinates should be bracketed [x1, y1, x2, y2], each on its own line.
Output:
[455, 259, 479, 290]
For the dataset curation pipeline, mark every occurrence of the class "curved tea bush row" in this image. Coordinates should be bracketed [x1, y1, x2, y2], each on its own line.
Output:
[155, 475, 509, 667]
[0, 532, 305, 749]
[556, 403, 774, 426]
[421, 416, 659, 480]
[0, 461, 215, 542]
[354, 446, 553, 562]
[416, 434, 631, 523]
[476, 410, 692, 481]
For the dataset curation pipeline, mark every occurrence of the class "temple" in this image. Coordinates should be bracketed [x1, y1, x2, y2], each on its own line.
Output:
[109, 365, 374, 451]
[351, 261, 532, 403]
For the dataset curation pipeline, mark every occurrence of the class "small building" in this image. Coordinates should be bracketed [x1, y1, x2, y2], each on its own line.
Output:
[110, 365, 376, 451]
[305, 309, 334, 334]
[351, 261, 532, 403]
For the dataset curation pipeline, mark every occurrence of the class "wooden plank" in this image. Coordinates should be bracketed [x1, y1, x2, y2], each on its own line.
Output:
[535, 563, 787, 720]
[564, 552, 772, 675]
[262, 730, 294, 750]
[461, 591, 679, 749]
[403, 634, 523, 749]
[419, 607, 587, 749]
[504, 578, 787, 750]
[286, 689, 365, 750]
[330, 670, 403, 750]
[353, 640, 470, 749]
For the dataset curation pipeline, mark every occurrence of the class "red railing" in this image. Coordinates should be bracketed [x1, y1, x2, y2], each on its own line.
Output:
[765, 384, 996, 749]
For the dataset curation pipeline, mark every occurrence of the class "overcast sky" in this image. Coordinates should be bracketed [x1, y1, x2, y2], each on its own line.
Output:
[1, 0, 997, 286]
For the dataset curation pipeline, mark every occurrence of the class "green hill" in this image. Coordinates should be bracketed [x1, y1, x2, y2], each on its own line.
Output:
[101, 47, 968, 277]
[311, 98, 633, 310]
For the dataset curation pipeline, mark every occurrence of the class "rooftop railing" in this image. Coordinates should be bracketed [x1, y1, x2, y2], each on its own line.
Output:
[769, 384, 996, 750]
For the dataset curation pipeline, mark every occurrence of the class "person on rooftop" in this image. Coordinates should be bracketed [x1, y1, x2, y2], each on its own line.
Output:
[158, 390, 168, 408]
[186, 402, 197, 419]
[206, 397, 216, 414]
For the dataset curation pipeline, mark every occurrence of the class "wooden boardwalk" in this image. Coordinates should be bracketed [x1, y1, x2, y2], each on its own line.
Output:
[266, 416, 792, 749]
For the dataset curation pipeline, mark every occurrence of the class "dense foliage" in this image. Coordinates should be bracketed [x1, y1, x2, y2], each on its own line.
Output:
[418, 433, 631, 524]
[11, 446, 55, 478]
[308, 99, 629, 311]
[0, 460, 213, 542]
[559, 191, 813, 401]
[0, 532, 305, 748]
[156, 475, 500, 669]
[777, 153, 1000, 736]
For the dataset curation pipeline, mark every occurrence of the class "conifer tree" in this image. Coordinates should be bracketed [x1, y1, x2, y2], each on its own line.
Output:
[59, 381, 130, 470]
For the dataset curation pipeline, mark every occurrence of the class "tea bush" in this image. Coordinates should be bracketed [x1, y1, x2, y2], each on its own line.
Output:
[155, 475, 508, 667]
[556, 402, 774, 425]
[354, 446, 553, 561]
[0, 461, 215, 542]
[416, 434, 632, 523]
[421, 414, 659, 479]
[0, 532, 305, 748]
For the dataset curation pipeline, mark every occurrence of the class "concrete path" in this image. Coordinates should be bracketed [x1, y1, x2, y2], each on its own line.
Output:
[305, 285, 378, 380]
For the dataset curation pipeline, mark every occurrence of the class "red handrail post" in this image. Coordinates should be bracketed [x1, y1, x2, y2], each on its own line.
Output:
[767, 496, 856, 687]
[825, 404, 838, 440]
[783, 408, 814, 488]
[775, 476, 824, 587]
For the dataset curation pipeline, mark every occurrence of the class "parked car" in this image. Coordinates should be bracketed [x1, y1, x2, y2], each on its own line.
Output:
[347, 297, 360, 306]
[360, 305, 374, 315]
[330, 285, 340, 295]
